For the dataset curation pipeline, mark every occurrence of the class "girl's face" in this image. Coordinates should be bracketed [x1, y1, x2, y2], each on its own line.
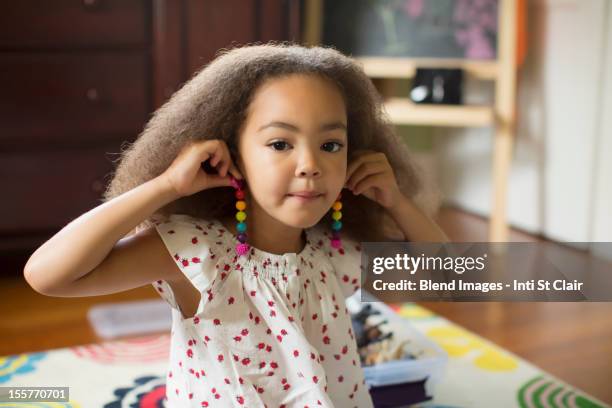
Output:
[236, 73, 348, 229]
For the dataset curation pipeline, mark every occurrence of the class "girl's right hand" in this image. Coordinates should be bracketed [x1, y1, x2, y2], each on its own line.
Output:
[161, 139, 244, 198]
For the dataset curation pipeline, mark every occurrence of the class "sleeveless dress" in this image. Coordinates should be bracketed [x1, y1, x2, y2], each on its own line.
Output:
[152, 214, 374, 408]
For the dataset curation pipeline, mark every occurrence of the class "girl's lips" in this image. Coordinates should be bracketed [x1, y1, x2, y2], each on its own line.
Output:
[287, 193, 323, 202]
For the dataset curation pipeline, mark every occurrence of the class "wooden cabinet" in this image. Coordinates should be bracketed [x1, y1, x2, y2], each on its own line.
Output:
[0, 0, 299, 267]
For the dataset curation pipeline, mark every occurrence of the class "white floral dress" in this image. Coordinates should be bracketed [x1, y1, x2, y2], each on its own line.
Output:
[152, 214, 374, 408]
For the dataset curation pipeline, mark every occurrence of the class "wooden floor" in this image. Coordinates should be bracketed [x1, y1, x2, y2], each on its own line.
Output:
[1, 205, 611, 404]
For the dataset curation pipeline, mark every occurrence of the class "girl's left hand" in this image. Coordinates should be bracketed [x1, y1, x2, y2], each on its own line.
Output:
[344, 150, 402, 209]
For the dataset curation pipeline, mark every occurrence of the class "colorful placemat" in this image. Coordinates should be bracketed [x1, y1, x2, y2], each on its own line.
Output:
[0, 303, 609, 407]
[388, 303, 609, 408]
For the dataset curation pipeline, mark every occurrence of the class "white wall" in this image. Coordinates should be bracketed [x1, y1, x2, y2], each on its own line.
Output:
[592, 1, 612, 257]
[436, 0, 610, 247]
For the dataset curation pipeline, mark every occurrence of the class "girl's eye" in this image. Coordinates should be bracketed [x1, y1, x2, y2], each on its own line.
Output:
[269, 141, 290, 151]
[268, 140, 344, 152]
[322, 141, 344, 153]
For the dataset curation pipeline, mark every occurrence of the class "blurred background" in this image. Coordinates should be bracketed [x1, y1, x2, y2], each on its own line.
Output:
[1, 0, 611, 405]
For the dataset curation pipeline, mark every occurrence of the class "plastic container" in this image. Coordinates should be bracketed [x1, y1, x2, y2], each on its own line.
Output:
[87, 299, 172, 339]
[348, 290, 448, 407]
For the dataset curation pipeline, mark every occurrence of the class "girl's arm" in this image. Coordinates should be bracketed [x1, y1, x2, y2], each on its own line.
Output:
[386, 195, 449, 243]
[24, 139, 242, 297]
[24, 176, 181, 296]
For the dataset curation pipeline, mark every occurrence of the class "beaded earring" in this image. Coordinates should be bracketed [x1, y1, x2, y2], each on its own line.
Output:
[331, 192, 343, 249]
[229, 175, 250, 256]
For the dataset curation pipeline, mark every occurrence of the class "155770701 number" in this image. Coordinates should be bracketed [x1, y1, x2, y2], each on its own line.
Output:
[0, 387, 69, 402]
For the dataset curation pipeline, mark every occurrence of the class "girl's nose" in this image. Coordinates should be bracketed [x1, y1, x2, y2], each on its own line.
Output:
[296, 151, 321, 177]
[298, 167, 321, 177]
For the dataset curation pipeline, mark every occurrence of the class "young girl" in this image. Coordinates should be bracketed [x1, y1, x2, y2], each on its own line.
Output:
[24, 43, 448, 407]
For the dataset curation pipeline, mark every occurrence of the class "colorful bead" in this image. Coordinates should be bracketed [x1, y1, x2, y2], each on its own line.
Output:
[330, 193, 343, 249]
[230, 175, 249, 257]
[236, 243, 250, 255]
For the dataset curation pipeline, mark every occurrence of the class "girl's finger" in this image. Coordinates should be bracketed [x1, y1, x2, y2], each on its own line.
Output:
[347, 161, 386, 189]
[345, 160, 360, 183]
[209, 142, 230, 175]
[229, 163, 243, 180]
[345, 154, 381, 183]
[353, 172, 385, 195]
[203, 142, 222, 166]
[219, 154, 230, 177]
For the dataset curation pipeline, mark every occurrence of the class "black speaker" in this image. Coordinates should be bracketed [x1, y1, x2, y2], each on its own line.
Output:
[410, 68, 464, 105]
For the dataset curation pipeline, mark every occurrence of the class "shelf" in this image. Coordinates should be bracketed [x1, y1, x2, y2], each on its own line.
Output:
[383, 98, 494, 127]
[355, 57, 499, 81]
